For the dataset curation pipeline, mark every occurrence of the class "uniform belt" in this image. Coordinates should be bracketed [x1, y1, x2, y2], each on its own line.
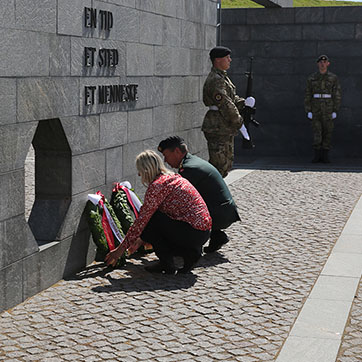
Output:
[313, 94, 331, 99]
[208, 106, 219, 111]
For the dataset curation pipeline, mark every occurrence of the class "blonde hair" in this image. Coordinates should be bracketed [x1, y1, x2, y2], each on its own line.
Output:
[136, 150, 173, 185]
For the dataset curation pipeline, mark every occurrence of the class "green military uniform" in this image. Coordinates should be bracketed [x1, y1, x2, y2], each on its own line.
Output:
[304, 70, 342, 153]
[202, 66, 244, 177]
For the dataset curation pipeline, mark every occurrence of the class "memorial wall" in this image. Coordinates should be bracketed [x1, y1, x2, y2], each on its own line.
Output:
[0, 0, 217, 312]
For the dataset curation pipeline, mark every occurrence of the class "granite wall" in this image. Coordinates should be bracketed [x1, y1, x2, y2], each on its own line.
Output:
[221, 7, 362, 161]
[0, 0, 217, 312]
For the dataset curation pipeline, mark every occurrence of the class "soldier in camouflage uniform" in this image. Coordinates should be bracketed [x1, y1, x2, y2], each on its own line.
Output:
[304, 55, 342, 163]
[202, 46, 254, 178]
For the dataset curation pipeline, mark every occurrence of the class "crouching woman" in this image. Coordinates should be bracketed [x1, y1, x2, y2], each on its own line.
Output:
[105, 150, 212, 274]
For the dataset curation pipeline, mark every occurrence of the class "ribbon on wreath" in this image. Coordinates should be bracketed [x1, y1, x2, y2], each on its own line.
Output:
[112, 181, 142, 218]
[87, 192, 124, 251]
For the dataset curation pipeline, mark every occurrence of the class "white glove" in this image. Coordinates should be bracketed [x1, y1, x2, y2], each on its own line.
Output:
[240, 124, 250, 140]
[307, 112, 313, 119]
[332, 112, 337, 119]
[245, 96, 255, 108]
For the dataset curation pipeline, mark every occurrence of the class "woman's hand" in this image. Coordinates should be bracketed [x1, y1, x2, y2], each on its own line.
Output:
[127, 237, 144, 255]
[105, 244, 126, 267]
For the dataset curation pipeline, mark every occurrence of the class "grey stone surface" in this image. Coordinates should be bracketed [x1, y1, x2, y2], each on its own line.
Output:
[128, 109, 153, 143]
[302, 23, 355, 41]
[153, 105, 175, 136]
[72, 151, 106, 194]
[0, 123, 36, 172]
[0, 79, 16, 125]
[325, 6, 362, 23]
[100, 111, 128, 148]
[0, 262, 23, 312]
[163, 77, 186, 105]
[61, 115, 100, 155]
[49, 35, 71, 76]
[17, 78, 79, 122]
[0, 0, 15, 28]
[136, 0, 177, 17]
[121, 140, 145, 177]
[106, 146, 123, 184]
[0, 216, 38, 270]
[127, 43, 155, 76]
[139, 12, 163, 45]
[0, 29, 50, 77]
[15, 0, 56, 33]
[162, 17, 181, 47]
[57, 0, 92, 36]
[0, 170, 25, 221]
[295, 7, 324, 23]
[181, 20, 205, 49]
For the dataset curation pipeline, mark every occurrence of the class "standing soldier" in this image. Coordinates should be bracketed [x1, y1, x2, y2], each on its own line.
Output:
[304, 55, 342, 163]
[202, 46, 255, 177]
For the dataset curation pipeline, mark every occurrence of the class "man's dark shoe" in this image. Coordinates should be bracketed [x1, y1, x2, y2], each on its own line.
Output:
[312, 149, 321, 163]
[321, 149, 330, 163]
[178, 254, 200, 274]
[204, 230, 229, 253]
[145, 261, 176, 275]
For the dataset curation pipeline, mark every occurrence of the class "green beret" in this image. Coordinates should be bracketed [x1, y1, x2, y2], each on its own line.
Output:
[317, 54, 329, 62]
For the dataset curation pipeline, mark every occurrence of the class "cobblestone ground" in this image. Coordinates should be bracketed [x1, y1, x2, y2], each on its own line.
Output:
[337, 277, 362, 362]
[1, 169, 362, 361]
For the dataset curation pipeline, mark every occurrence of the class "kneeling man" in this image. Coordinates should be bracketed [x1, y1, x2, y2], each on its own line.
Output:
[158, 136, 240, 253]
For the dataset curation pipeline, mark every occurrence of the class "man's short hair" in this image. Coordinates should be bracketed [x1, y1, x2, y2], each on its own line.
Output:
[158, 136, 188, 153]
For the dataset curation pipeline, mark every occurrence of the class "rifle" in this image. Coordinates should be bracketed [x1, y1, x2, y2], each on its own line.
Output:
[241, 57, 259, 148]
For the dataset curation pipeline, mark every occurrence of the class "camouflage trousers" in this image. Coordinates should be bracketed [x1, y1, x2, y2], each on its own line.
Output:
[311, 114, 334, 150]
[203, 132, 234, 178]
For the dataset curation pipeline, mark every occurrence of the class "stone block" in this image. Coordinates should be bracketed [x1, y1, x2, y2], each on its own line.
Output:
[186, 127, 207, 155]
[203, 0, 217, 26]
[190, 49, 204, 76]
[254, 57, 295, 75]
[163, 77, 184, 105]
[0, 0, 15, 28]
[57, 0, 92, 37]
[61, 115, 100, 155]
[222, 25, 249, 42]
[153, 105, 175, 136]
[100, 111, 128, 148]
[71, 38, 126, 77]
[140, 12, 163, 45]
[0, 123, 36, 173]
[175, 102, 198, 131]
[184, 0, 203, 22]
[15, 0, 56, 33]
[0, 261, 23, 312]
[0, 29, 50, 77]
[251, 24, 302, 41]
[176, 0, 186, 19]
[127, 43, 154, 76]
[303, 24, 355, 41]
[113, 6, 140, 42]
[163, 17, 181, 47]
[106, 146, 123, 184]
[181, 20, 205, 49]
[55, 191, 90, 241]
[72, 151, 106, 194]
[247, 8, 295, 24]
[317, 40, 362, 57]
[122, 140, 145, 177]
[325, 6, 362, 23]
[17, 78, 79, 122]
[220, 9, 246, 25]
[183, 76, 201, 103]
[103, 0, 136, 7]
[0, 78, 16, 125]
[295, 7, 324, 24]
[205, 25, 217, 51]
[136, 0, 177, 17]
[0, 217, 38, 270]
[155, 46, 190, 76]
[49, 35, 71, 76]
[128, 109, 153, 142]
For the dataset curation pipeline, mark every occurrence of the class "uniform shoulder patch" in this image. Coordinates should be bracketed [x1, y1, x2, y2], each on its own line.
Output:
[215, 93, 223, 101]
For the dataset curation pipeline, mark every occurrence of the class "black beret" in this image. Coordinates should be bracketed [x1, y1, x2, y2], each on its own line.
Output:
[158, 136, 185, 152]
[209, 46, 231, 60]
[317, 54, 329, 62]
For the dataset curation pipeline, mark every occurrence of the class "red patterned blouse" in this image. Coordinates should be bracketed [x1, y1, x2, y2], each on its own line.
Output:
[124, 173, 212, 248]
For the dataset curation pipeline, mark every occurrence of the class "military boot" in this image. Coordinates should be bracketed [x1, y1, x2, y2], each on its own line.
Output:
[321, 149, 330, 163]
[312, 149, 321, 163]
